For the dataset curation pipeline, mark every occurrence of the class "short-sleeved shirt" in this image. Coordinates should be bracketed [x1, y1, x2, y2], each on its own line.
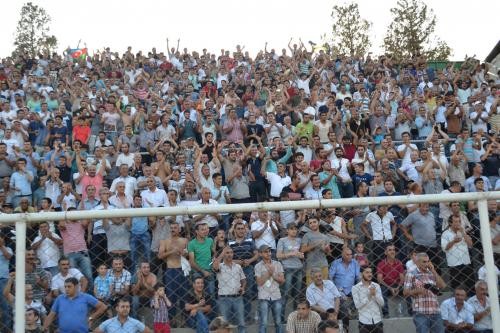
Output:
[365, 211, 394, 241]
[51, 268, 84, 294]
[440, 297, 474, 325]
[376, 259, 405, 286]
[216, 262, 246, 295]
[187, 237, 214, 271]
[276, 237, 303, 269]
[401, 210, 437, 247]
[403, 268, 440, 315]
[306, 280, 341, 311]
[51, 292, 98, 333]
[301, 231, 329, 269]
[468, 295, 492, 330]
[255, 260, 284, 301]
[98, 316, 146, 333]
[184, 291, 214, 316]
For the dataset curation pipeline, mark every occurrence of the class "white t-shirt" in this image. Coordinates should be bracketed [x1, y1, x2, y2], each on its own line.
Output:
[440, 229, 471, 267]
[32, 234, 62, 269]
[397, 143, 418, 166]
[51, 268, 84, 294]
[265, 172, 291, 198]
[251, 219, 278, 249]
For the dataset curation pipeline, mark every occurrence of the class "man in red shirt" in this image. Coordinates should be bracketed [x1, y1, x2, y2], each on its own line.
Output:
[376, 243, 406, 317]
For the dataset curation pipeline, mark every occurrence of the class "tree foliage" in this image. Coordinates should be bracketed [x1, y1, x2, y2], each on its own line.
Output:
[13, 2, 57, 57]
[328, 2, 371, 57]
[383, 0, 451, 61]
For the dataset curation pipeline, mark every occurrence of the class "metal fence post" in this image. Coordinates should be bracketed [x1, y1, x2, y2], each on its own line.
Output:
[14, 219, 26, 333]
[477, 199, 499, 333]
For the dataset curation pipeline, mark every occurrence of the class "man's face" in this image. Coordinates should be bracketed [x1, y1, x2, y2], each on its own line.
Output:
[140, 263, 151, 275]
[193, 279, 204, 292]
[313, 272, 323, 286]
[59, 260, 70, 273]
[112, 259, 124, 272]
[116, 301, 131, 317]
[454, 289, 466, 305]
[297, 303, 310, 318]
[384, 181, 394, 192]
[64, 283, 77, 296]
[385, 246, 396, 259]
[419, 204, 429, 215]
[362, 268, 373, 281]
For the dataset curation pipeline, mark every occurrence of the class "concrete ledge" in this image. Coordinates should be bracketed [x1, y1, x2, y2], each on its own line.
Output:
[170, 317, 416, 333]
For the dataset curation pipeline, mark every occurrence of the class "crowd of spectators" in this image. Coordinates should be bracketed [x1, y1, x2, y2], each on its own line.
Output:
[0, 40, 499, 333]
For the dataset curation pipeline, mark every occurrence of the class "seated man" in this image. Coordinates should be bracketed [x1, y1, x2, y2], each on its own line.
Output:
[440, 288, 474, 333]
[306, 268, 341, 320]
[51, 257, 88, 297]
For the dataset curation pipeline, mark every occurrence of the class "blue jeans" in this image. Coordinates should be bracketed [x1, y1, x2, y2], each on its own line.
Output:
[67, 251, 93, 291]
[0, 278, 12, 331]
[413, 313, 444, 333]
[164, 268, 189, 319]
[259, 299, 283, 333]
[281, 268, 303, 320]
[242, 265, 256, 321]
[130, 232, 151, 271]
[218, 296, 246, 333]
[186, 311, 209, 333]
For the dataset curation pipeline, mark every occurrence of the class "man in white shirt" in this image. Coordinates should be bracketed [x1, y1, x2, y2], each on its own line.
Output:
[251, 211, 279, 252]
[468, 280, 493, 332]
[51, 257, 88, 296]
[115, 143, 135, 168]
[441, 214, 474, 294]
[192, 187, 220, 236]
[110, 164, 137, 197]
[352, 266, 384, 333]
[31, 221, 62, 277]
[397, 132, 419, 166]
[140, 176, 168, 208]
[440, 288, 474, 332]
[261, 159, 291, 200]
[306, 268, 341, 318]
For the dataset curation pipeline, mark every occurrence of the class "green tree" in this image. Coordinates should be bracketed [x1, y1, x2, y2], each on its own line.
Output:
[13, 2, 57, 57]
[327, 2, 371, 57]
[383, 0, 451, 61]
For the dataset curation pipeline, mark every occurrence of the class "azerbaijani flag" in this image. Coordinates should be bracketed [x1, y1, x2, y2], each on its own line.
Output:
[69, 48, 88, 60]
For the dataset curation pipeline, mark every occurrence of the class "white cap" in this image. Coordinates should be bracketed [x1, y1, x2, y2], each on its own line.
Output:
[304, 106, 316, 116]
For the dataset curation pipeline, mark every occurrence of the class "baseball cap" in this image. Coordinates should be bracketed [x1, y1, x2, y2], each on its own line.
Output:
[304, 106, 315, 116]
[258, 244, 271, 252]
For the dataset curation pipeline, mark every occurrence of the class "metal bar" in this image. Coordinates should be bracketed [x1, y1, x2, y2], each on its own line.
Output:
[14, 220, 26, 333]
[0, 192, 498, 225]
[477, 199, 500, 333]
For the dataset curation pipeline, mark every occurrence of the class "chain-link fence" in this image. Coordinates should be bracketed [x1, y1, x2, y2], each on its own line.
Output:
[0, 194, 498, 333]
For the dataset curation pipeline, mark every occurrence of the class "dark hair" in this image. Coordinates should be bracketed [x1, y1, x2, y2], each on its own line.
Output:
[318, 320, 339, 332]
[64, 277, 79, 286]
[58, 256, 69, 264]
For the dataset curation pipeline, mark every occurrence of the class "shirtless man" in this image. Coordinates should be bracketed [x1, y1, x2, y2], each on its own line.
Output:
[131, 261, 157, 321]
[158, 222, 189, 318]
[151, 150, 171, 184]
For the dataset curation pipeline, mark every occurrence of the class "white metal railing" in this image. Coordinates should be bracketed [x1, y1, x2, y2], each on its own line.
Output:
[6, 191, 500, 333]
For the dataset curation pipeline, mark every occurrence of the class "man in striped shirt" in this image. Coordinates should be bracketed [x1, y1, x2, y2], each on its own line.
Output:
[403, 252, 447, 333]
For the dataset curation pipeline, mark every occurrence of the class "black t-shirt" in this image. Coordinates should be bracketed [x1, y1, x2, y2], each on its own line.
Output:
[482, 154, 499, 176]
[184, 291, 215, 315]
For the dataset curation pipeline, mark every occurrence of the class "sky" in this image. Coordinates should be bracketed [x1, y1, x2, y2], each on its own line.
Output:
[0, 0, 498, 61]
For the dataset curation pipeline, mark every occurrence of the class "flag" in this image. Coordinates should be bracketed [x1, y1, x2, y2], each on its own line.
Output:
[69, 48, 88, 60]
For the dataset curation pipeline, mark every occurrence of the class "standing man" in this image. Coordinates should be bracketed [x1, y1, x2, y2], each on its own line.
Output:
[158, 222, 189, 320]
[43, 277, 107, 333]
[352, 266, 384, 333]
[213, 247, 246, 333]
[255, 244, 285, 333]
[10, 157, 33, 208]
[188, 223, 215, 296]
[376, 244, 406, 317]
[95, 297, 151, 333]
[403, 253, 447, 333]
[0, 230, 13, 331]
[285, 299, 322, 333]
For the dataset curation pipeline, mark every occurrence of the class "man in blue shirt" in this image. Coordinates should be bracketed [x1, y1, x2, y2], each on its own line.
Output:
[43, 277, 107, 333]
[10, 157, 33, 208]
[95, 297, 151, 333]
[328, 247, 361, 329]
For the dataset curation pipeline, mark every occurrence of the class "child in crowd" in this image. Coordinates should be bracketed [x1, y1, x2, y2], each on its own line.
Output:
[151, 283, 172, 333]
[93, 263, 113, 318]
[354, 242, 370, 268]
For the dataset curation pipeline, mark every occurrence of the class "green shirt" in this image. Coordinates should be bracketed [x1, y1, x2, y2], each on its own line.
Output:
[188, 237, 214, 270]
